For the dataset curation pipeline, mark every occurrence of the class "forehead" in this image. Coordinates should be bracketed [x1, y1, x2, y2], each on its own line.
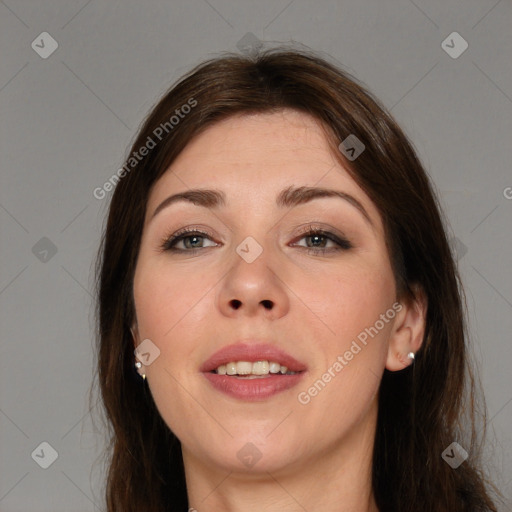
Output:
[172, 110, 334, 172]
[147, 110, 380, 223]
[186, 109, 331, 153]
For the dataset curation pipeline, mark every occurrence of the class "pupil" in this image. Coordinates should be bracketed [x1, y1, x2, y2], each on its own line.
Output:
[185, 236, 202, 248]
[308, 235, 325, 247]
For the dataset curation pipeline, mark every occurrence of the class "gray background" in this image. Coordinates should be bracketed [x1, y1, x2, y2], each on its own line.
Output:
[1, 0, 511, 510]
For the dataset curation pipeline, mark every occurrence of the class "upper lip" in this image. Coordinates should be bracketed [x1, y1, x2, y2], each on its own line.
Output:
[200, 342, 308, 373]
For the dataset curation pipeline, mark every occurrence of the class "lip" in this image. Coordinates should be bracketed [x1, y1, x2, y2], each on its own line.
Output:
[200, 342, 308, 401]
[200, 342, 308, 373]
[202, 372, 306, 401]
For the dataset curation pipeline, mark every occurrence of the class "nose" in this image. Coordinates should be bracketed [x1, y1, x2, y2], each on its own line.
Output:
[216, 245, 290, 320]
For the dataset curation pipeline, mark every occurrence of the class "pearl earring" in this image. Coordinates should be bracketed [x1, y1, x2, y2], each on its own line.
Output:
[135, 361, 146, 380]
[407, 352, 415, 361]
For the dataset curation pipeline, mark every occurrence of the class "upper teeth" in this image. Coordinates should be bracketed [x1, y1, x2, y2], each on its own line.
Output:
[215, 361, 297, 376]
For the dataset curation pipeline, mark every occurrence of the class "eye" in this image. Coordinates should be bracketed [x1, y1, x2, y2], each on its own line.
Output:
[160, 229, 218, 252]
[292, 225, 352, 255]
[160, 225, 352, 255]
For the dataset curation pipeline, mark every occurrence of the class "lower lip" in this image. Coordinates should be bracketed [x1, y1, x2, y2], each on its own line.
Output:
[202, 372, 306, 401]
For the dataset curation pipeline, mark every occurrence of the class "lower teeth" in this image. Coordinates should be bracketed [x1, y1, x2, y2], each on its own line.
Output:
[217, 372, 297, 377]
[234, 375, 270, 379]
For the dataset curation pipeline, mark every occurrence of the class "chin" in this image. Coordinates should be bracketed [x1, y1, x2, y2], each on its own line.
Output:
[194, 439, 302, 475]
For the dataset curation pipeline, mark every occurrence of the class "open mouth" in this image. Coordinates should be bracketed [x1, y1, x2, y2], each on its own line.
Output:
[200, 342, 307, 399]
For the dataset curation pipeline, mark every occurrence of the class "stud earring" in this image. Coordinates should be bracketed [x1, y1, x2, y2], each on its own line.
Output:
[135, 361, 146, 380]
[407, 352, 415, 361]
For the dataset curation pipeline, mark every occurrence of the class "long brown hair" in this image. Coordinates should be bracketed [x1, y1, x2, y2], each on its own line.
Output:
[91, 46, 502, 511]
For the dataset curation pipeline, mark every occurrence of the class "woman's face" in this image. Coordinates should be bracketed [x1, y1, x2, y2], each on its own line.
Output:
[132, 109, 399, 475]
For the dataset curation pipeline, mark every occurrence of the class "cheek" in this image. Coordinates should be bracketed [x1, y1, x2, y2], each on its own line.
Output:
[132, 261, 212, 432]
[133, 259, 214, 339]
[299, 260, 396, 351]
[292, 260, 395, 423]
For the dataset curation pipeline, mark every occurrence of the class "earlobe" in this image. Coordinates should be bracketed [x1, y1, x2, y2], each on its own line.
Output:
[385, 286, 427, 372]
[130, 323, 146, 379]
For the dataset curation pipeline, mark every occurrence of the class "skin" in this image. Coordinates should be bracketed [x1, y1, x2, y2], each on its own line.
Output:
[131, 109, 427, 512]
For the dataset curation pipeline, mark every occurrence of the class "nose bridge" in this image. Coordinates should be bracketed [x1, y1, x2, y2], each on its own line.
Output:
[216, 234, 289, 318]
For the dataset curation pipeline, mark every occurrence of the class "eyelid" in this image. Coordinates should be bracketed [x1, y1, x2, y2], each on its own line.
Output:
[294, 223, 351, 242]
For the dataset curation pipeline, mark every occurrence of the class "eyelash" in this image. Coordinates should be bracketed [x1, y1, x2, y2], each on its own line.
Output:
[160, 224, 353, 256]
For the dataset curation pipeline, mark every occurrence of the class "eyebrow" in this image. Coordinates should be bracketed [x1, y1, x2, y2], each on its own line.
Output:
[151, 186, 373, 226]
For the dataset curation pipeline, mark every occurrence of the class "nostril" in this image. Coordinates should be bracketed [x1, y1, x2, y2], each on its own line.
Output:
[261, 300, 273, 309]
[230, 299, 242, 309]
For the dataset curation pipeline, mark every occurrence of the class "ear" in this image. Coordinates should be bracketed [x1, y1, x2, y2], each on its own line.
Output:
[130, 322, 140, 348]
[385, 284, 427, 371]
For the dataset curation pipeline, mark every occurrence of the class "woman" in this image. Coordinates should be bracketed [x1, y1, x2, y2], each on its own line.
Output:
[93, 46, 502, 511]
